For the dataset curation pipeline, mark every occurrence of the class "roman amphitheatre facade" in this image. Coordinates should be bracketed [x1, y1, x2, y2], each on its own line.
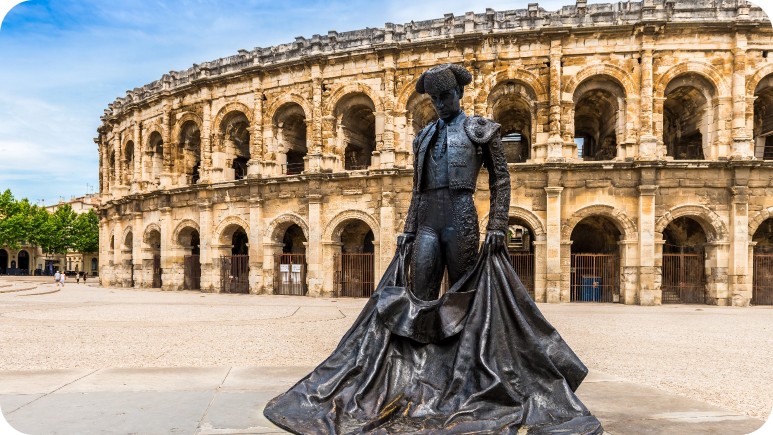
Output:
[97, 0, 773, 306]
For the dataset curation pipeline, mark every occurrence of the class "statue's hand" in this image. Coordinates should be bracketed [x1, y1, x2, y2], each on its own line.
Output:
[484, 230, 506, 251]
[397, 232, 415, 250]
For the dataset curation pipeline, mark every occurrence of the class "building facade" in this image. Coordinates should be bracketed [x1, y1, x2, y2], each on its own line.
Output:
[96, 0, 773, 306]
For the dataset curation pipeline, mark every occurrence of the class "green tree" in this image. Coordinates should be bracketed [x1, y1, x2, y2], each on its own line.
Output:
[73, 209, 100, 254]
[39, 204, 78, 255]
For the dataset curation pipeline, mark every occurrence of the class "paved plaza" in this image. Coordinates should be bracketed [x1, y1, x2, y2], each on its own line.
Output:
[0, 276, 771, 434]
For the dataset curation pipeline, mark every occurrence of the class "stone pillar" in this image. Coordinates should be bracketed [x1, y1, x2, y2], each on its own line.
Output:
[132, 121, 141, 192]
[533, 240, 547, 302]
[380, 191, 396, 285]
[639, 44, 660, 159]
[705, 241, 730, 305]
[112, 215, 122, 286]
[201, 88, 212, 183]
[547, 38, 564, 162]
[638, 183, 659, 305]
[731, 33, 753, 159]
[160, 206, 173, 290]
[248, 195, 263, 294]
[262, 242, 284, 294]
[132, 211, 143, 288]
[545, 182, 563, 303]
[198, 201, 214, 292]
[730, 186, 751, 306]
[307, 192, 324, 296]
[248, 85, 264, 177]
[322, 242, 343, 297]
[99, 215, 109, 285]
[160, 103, 173, 188]
[306, 63, 328, 172]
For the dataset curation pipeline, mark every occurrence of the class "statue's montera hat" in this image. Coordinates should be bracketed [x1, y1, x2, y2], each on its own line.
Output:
[416, 64, 473, 94]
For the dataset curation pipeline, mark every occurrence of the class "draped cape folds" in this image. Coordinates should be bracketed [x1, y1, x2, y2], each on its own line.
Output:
[264, 244, 603, 435]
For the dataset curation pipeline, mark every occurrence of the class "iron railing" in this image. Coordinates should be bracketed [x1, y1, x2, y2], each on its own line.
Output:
[335, 253, 374, 298]
[218, 255, 249, 293]
[753, 254, 773, 305]
[662, 253, 705, 304]
[508, 252, 535, 300]
[184, 255, 201, 290]
[570, 254, 619, 303]
[152, 255, 162, 288]
[284, 163, 304, 175]
[275, 254, 307, 295]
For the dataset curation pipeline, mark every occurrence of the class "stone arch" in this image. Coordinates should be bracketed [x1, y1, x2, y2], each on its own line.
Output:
[121, 225, 134, 247]
[396, 77, 422, 112]
[747, 63, 773, 96]
[323, 209, 380, 243]
[213, 215, 250, 245]
[479, 207, 547, 241]
[561, 204, 638, 242]
[478, 68, 548, 106]
[213, 101, 253, 130]
[122, 133, 136, 152]
[323, 83, 384, 114]
[171, 112, 203, 143]
[563, 64, 638, 99]
[143, 123, 164, 152]
[654, 61, 730, 99]
[748, 206, 773, 238]
[265, 93, 312, 124]
[172, 219, 200, 247]
[142, 223, 162, 249]
[264, 213, 310, 243]
[108, 229, 116, 250]
[655, 204, 728, 243]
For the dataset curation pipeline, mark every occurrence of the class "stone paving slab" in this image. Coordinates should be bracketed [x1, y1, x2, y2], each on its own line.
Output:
[0, 366, 766, 435]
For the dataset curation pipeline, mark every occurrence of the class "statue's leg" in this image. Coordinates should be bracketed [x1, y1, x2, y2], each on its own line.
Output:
[410, 226, 445, 301]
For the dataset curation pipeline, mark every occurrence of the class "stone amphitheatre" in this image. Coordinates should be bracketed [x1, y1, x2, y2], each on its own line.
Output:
[96, 0, 773, 307]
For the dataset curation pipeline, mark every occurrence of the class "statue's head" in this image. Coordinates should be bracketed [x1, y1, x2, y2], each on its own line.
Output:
[416, 64, 472, 121]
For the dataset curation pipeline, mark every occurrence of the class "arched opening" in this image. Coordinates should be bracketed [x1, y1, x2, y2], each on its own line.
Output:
[573, 78, 625, 161]
[663, 74, 716, 160]
[661, 217, 707, 304]
[334, 219, 375, 297]
[123, 232, 134, 287]
[751, 218, 773, 305]
[336, 94, 376, 170]
[507, 216, 535, 299]
[18, 250, 29, 273]
[753, 74, 773, 159]
[143, 229, 161, 288]
[220, 112, 251, 180]
[123, 141, 134, 186]
[274, 103, 307, 175]
[108, 151, 116, 191]
[91, 258, 98, 276]
[148, 132, 164, 186]
[490, 81, 535, 163]
[276, 224, 308, 295]
[406, 92, 438, 145]
[0, 249, 7, 274]
[217, 225, 250, 293]
[176, 121, 201, 186]
[570, 216, 621, 302]
[178, 227, 201, 290]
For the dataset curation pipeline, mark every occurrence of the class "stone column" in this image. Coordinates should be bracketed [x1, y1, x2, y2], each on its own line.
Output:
[704, 241, 730, 305]
[638, 183, 659, 305]
[307, 192, 324, 296]
[533, 240, 547, 302]
[306, 63, 328, 171]
[113, 130, 123, 198]
[132, 120, 141, 192]
[380, 191, 396, 285]
[112, 215, 122, 286]
[730, 186, 751, 306]
[248, 195, 263, 294]
[547, 38, 564, 162]
[160, 103, 173, 187]
[132, 211, 143, 288]
[262, 242, 284, 294]
[201, 88, 212, 183]
[545, 181, 563, 302]
[639, 43, 659, 159]
[99, 215, 109, 285]
[248, 85, 264, 177]
[198, 201, 214, 292]
[160, 206, 173, 291]
[731, 33, 753, 159]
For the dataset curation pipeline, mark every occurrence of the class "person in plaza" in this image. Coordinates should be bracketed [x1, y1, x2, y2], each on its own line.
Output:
[265, 64, 602, 435]
[76, 272, 80, 284]
[54, 270, 60, 288]
[60, 272, 65, 287]
[83, 272, 87, 284]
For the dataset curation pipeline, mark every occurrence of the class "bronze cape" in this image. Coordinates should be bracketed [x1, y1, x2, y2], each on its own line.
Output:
[263, 243, 604, 434]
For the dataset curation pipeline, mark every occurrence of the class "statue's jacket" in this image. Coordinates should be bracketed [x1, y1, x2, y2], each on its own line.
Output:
[404, 112, 511, 262]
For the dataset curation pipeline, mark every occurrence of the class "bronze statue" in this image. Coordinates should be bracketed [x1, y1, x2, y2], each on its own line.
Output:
[264, 64, 603, 435]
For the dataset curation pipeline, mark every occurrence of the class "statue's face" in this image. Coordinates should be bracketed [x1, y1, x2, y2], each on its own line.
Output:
[427, 87, 462, 121]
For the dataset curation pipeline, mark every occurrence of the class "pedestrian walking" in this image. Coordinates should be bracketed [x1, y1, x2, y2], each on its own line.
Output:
[83, 273, 87, 284]
[60, 273, 66, 287]
[54, 271, 61, 288]
[76, 272, 81, 284]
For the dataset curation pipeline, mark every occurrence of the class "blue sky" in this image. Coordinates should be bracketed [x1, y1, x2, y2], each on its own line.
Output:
[2, 0, 771, 206]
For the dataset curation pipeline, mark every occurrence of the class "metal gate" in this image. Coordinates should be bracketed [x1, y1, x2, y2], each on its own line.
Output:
[275, 254, 307, 296]
[184, 255, 201, 290]
[130, 264, 135, 287]
[570, 254, 619, 302]
[662, 253, 705, 304]
[753, 254, 773, 305]
[509, 253, 535, 299]
[335, 253, 374, 298]
[152, 255, 162, 288]
[219, 255, 249, 293]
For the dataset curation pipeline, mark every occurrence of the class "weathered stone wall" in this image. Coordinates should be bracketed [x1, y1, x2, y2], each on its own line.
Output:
[97, 0, 773, 305]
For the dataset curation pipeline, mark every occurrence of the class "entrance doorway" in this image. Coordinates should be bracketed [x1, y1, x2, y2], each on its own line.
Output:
[18, 250, 29, 274]
[0, 249, 7, 274]
[507, 217, 535, 299]
[220, 228, 249, 293]
[182, 229, 201, 290]
[569, 216, 621, 302]
[752, 218, 773, 305]
[334, 220, 375, 297]
[275, 224, 307, 295]
[661, 217, 707, 304]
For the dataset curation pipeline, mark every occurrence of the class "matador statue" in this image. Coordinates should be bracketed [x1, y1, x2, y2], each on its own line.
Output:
[398, 63, 510, 300]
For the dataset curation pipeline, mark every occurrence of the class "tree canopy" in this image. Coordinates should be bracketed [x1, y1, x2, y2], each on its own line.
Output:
[0, 189, 99, 254]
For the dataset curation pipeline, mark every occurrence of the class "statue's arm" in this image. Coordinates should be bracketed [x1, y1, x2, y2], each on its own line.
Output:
[484, 128, 511, 234]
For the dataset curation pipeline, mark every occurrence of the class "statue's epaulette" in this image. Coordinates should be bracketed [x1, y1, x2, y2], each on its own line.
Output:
[463, 115, 500, 144]
[413, 120, 438, 153]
